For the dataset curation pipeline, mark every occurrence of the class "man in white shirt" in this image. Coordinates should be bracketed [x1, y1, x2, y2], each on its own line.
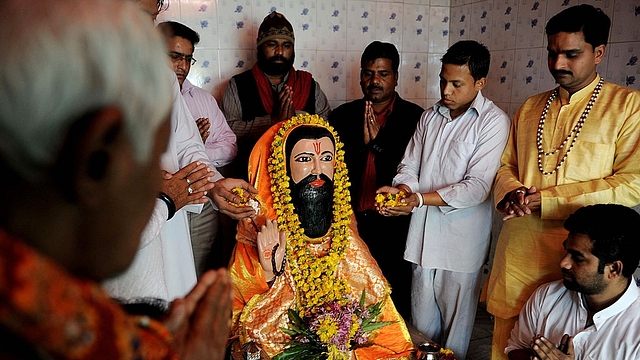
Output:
[103, 0, 256, 302]
[378, 40, 510, 359]
[507, 204, 640, 360]
[157, 20, 238, 277]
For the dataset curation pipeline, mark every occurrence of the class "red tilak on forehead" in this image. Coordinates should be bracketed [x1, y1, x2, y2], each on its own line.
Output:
[313, 141, 321, 155]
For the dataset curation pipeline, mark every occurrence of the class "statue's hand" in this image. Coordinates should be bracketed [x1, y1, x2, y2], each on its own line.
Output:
[257, 219, 287, 282]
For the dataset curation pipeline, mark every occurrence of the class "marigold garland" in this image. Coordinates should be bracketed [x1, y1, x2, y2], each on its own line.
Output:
[267, 114, 353, 315]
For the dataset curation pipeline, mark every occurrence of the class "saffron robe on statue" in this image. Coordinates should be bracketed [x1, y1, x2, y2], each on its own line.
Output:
[229, 120, 414, 359]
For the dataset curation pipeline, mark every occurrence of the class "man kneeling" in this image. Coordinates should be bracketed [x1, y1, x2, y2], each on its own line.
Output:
[506, 204, 640, 360]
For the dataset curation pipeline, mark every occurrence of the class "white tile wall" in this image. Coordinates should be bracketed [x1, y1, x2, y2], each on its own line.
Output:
[346, 1, 377, 51]
[484, 49, 515, 103]
[606, 42, 640, 91]
[490, 0, 518, 51]
[515, 0, 547, 49]
[286, 0, 317, 50]
[400, 52, 429, 98]
[403, 5, 430, 53]
[158, 0, 639, 109]
[345, 51, 363, 101]
[375, 2, 405, 47]
[317, 0, 347, 51]
[511, 47, 544, 104]
[429, 6, 451, 52]
[470, 1, 493, 46]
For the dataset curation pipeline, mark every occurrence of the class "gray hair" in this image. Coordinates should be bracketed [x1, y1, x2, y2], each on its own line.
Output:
[0, 0, 172, 182]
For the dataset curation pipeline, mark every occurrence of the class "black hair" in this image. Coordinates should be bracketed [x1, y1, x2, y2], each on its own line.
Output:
[156, 20, 200, 49]
[564, 204, 640, 278]
[545, 4, 611, 49]
[284, 126, 335, 166]
[441, 40, 490, 81]
[361, 41, 400, 73]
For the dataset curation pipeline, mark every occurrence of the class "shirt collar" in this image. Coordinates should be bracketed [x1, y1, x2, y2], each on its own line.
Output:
[181, 78, 195, 96]
[265, 70, 291, 89]
[580, 276, 639, 331]
[558, 74, 601, 103]
[434, 90, 484, 121]
[370, 92, 397, 117]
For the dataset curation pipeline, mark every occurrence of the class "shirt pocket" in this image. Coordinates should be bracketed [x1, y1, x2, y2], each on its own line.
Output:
[443, 139, 475, 178]
[563, 140, 614, 182]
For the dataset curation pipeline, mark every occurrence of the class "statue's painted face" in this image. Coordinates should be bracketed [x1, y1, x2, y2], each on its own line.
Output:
[288, 136, 335, 238]
[289, 137, 335, 184]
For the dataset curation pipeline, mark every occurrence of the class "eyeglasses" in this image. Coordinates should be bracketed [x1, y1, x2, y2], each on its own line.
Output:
[158, 0, 170, 12]
[168, 52, 197, 65]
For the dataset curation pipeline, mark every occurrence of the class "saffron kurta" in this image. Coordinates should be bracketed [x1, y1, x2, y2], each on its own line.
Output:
[487, 75, 640, 320]
[229, 121, 414, 360]
[0, 229, 178, 360]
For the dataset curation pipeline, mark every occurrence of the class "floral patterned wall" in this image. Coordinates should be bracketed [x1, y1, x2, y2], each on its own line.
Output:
[158, 0, 639, 117]
[158, 0, 450, 111]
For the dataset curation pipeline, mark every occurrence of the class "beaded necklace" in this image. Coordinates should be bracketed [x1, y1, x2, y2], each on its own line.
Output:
[536, 77, 604, 175]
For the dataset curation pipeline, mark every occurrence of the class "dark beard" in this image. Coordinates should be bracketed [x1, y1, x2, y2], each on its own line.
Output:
[562, 270, 607, 295]
[291, 174, 333, 238]
[257, 50, 295, 76]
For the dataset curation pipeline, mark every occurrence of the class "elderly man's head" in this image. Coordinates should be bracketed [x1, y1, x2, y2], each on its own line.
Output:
[256, 12, 295, 77]
[132, 0, 166, 21]
[0, 0, 172, 280]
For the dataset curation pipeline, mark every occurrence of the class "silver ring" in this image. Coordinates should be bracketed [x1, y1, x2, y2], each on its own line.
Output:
[188, 187, 193, 194]
[186, 178, 191, 185]
[515, 189, 525, 194]
[509, 200, 514, 205]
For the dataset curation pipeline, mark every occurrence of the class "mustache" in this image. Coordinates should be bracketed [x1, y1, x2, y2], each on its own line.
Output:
[296, 173, 332, 188]
[561, 269, 574, 278]
[552, 69, 572, 76]
[268, 55, 288, 63]
[366, 84, 383, 92]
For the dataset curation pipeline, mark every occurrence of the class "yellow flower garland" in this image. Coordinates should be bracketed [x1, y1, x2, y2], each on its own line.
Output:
[268, 114, 353, 315]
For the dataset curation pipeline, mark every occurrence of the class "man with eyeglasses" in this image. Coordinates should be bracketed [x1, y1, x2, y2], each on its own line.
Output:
[157, 21, 237, 278]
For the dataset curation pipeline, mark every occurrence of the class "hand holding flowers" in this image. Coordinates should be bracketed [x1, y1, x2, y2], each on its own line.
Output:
[375, 186, 417, 217]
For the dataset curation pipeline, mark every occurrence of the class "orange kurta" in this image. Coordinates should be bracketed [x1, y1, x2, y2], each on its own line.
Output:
[0, 229, 178, 360]
[229, 118, 414, 359]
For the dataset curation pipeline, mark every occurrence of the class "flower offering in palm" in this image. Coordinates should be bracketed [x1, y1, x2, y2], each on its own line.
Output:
[375, 191, 408, 208]
[230, 187, 262, 214]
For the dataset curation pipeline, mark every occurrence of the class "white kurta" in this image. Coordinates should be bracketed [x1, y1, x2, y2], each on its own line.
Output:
[507, 278, 640, 359]
[394, 92, 510, 273]
[103, 72, 222, 301]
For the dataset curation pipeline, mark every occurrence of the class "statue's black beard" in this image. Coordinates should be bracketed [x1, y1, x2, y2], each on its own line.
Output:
[258, 51, 295, 77]
[291, 173, 333, 238]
